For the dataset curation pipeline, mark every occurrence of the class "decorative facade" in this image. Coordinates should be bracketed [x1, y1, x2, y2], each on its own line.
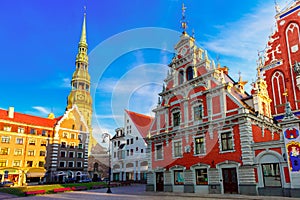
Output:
[111, 110, 153, 182]
[46, 105, 89, 183]
[146, 3, 300, 197]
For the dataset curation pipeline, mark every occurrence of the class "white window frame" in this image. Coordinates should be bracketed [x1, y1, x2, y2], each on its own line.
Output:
[172, 139, 182, 158]
[12, 160, 21, 167]
[69, 151, 75, 158]
[171, 107, 181, 127]
[218, 130, 235, 153]
[68, 161, 74, 168]
[59, 161, 66, 168]
[60, 150, 66, 158]
[155, 143, 164, 161]
[16, 138, 23, 145]
[76, 161, 82, 168]
[1, 136, 10, 143]
[77, 152, 83, 158]
[193, 135, 206, 155]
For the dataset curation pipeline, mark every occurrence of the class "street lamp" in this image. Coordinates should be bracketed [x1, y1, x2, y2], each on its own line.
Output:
[102, 133, 112, 193]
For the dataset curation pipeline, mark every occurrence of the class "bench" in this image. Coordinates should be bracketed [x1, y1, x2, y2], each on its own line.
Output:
[24, 190, 46, 196]
[91, 185, 105, 189]
[53, 187, 71, 193]
[71, 186, 88, 191]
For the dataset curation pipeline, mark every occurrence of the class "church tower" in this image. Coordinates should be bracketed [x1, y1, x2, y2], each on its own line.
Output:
[67, 10, 93, 131]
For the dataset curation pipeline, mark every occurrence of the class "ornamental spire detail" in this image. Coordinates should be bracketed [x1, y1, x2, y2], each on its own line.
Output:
[180, 3, 188, 33]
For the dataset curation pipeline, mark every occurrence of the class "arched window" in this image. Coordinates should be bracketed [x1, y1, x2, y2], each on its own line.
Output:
[187, 66, 194, 81]
[94, 163, 99, 172]
[179, 70, 184, 85]
[271, 71, 285, 113]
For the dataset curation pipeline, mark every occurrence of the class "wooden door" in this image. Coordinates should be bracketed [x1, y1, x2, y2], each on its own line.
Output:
[222, 168, 238, 194]
[156, 172, 164, 191]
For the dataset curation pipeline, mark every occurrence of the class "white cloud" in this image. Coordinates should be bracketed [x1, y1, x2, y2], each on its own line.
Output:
[32, 106, 50, 115]
[203, 2, 276, 62]
[61, 78, 71, 88]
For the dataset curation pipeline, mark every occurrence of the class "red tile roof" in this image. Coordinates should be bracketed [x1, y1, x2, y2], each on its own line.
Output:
[125, 110, 153, 138]
[0, 109, 57, 127]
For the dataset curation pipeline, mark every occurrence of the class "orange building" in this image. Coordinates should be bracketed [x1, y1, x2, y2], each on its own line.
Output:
[0, 107, 55, 186]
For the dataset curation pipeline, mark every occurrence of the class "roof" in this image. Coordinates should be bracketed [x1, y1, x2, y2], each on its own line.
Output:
[0, 108, 58, 127]
[125, 109, 154, 138]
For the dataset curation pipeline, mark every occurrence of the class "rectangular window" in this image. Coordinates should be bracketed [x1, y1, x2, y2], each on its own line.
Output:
[141, 149, 144, 153]
[28, 150, 35, 156]
[70, 143, 75, 148]
[194, 105, 203, 120]
[127, 139, 129, 145]
[77, 152, 83, 158]
[78, 143, 83, 149]
[131, 138, 134, 144]
[4, 126, 11, 132]
[40, 151, 46, 156]
[63, 132, 68, 138]
[262, 163, 281, 187]
[16, 138, 23, 144]
[30, 128, 37, 135]
[41, 140, 47, 146]
[0, 160, 7, 167]
[71, 133, 75, 139]
[130, 149, 133, 156]
[173, 140, 182, 157]
[38, 161, 44, 167]
[126, 150, 129, 156]
[69, 151, 74, 158]
[13, 160, 21, 167]
[114, 151, 116, 158]
[0, 148, 9, 155]
[136, 137, 138, 140]
[156, 144, 163, 160]
[68, 162, 74, 168]
[42, 130, 48, 136]
[61, 142, 66, 148]
[194, 137, 205, 155]
[221, 132, 233, 151]
[174, 170, 184, 185]
[77, 162, 82, 168]
[60, 151, 66, 157]
[1, 136, 10, 143]
[78, 134, 82, 142]
[18, 127, 25, 133]
[27, 161, 33, 167]
[28, 139, 36, 145]
[14, 149, 22, 156]
[59, 161, 65, 167]
[195, 169, 208, 185]
[173, 112, 180, 127]
[136, 147, 138, 151]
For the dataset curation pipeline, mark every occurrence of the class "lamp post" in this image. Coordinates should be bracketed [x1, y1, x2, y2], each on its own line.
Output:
[102, 133, 112, 193]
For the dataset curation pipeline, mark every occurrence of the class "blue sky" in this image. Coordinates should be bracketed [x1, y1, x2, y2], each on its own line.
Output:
[0, 0, 287, 142]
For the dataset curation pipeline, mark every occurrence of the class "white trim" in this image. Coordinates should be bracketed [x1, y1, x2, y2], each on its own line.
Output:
[218, 129, 235, 153]
[286, 22, 299, 110]
[155, 142, 164, 161]
[172, 138, 183, 158]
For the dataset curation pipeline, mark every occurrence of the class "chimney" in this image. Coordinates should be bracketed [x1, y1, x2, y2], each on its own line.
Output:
[8, 107, 14, 118]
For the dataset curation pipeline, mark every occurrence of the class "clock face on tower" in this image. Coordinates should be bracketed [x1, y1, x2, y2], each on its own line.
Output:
[77, 94, 85, 101]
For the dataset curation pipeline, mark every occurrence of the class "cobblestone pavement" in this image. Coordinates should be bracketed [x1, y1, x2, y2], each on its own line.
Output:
[1, 184, 300, 200]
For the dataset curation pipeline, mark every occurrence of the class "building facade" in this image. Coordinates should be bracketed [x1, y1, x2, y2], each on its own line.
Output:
[111, 110, 153, 182]
[46, 105, 89, 183]
[0, 107, 55, 186]
[146, 3, 300, 197]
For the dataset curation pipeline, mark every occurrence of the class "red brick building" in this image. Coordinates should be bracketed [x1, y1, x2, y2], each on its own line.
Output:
[146, 2, 300, 197]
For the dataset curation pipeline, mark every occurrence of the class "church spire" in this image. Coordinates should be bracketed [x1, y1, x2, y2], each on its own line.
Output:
[79, 6, 87, 47]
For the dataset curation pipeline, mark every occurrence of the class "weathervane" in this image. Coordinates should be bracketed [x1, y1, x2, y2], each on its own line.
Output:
[180, 3, 188, 33]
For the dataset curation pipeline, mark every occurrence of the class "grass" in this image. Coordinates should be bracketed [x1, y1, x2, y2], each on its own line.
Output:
[0, 182, 107, 197]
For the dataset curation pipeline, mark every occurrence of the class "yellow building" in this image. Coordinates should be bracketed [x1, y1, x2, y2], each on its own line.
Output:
[46, 105, 89, 183]
[0, 107, 55, 186]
